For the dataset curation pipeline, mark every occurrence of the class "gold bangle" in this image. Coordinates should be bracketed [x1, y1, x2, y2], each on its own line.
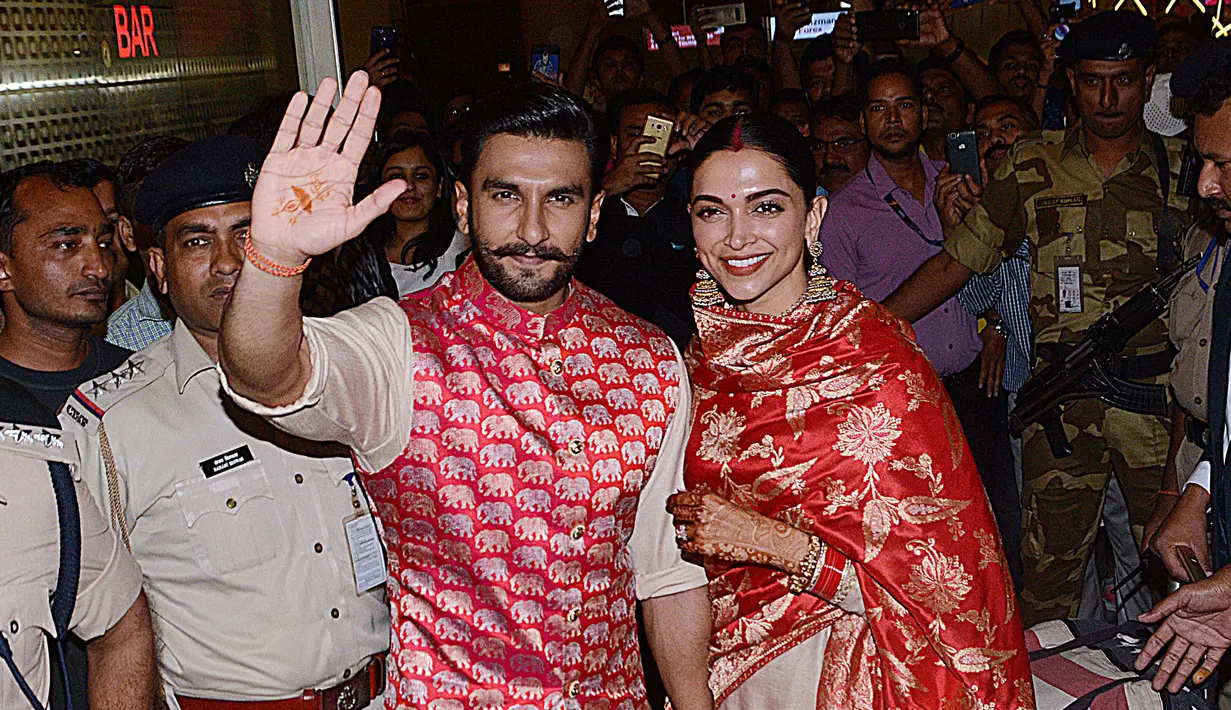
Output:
[788, 535, 824, 595]
[831, 560, 858, 607]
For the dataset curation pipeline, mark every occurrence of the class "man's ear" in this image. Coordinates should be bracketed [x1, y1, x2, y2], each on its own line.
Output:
[859, 112, 867, 135]
[454, 180, 470, 236]
[586, 190, 607, 244]
[147, 247, 169, 296]
[1144, 63, 1156, 95]
[117, 216, 138, 253]
[0, 251, 13, 295]
[966, 103, 976, 126]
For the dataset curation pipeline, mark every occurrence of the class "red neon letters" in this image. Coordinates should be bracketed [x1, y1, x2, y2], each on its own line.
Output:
[113, 5, 159, 59]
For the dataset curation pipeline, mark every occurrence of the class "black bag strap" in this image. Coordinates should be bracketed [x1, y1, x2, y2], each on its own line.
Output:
[0, 460, 81, 710]
[1150, 131, 1179, 273]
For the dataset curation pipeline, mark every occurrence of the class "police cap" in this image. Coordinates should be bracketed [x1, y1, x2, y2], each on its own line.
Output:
[1057, 12, 1158, 66]
[133, 135, 265, 229]
[1172, 38, 1231, 99]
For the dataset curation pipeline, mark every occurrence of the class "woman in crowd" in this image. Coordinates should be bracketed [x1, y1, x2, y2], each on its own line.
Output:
[368, 131, 468, 296]
[667, 114, 1032, 708]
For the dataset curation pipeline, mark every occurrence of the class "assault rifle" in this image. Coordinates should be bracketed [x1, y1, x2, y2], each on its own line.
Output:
[1008, 255, 1198, 458]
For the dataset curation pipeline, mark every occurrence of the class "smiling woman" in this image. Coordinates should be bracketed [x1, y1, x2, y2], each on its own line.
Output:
[669, 113, 1033, 708]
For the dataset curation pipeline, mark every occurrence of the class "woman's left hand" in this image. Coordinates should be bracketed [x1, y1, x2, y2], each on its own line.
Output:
[667, 491, 812, 573]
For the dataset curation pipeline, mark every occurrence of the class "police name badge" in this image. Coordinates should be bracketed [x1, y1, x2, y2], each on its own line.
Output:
[344, 512, 386, 595]
[1056, 255, 1083, 314]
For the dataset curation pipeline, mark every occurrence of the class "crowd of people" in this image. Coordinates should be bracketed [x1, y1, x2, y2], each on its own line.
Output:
[5, 0, 1231, 708]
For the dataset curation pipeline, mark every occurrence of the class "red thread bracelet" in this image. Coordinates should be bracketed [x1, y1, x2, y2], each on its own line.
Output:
[242, 237, 311, 277]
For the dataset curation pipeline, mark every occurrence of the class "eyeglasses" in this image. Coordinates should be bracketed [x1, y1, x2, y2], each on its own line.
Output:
[811, 137, 866, 154]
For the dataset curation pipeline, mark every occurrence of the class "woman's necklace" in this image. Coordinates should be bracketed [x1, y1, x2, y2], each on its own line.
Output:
[776, 291, 806, 318]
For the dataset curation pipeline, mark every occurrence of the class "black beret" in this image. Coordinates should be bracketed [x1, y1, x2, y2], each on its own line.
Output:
[1172, 38, 1231, 99]
[1057, 11, 1158, 66]
[133, 135, 265, 229]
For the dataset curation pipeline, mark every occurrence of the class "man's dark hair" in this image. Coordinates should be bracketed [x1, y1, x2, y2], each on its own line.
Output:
[668, 68, 705, 107]
[813, 91, 863, 124]
[58, 158, 115, 191]
[1159, 20, 1208, 47]
[769, 88, 810, 112]
[989, 30, 1040, 70]
[606, 88, 673, 134]
[860, 58, 923, 107]
[799, 35, 835, 85]
[228, 92, 299, 152]
[115, 136, 190, 220]
[377, 80, 435, 139]
[1188, 47, 1231, 116]
[690, 66, 760, 114]
[591, 34, 645, 77]
[0, 161, 76, 254]
[917, 56, 970, 105]
[458, 83, 610, 195]
[973, 93, 1040, 128]
[720, 22, 767, 47]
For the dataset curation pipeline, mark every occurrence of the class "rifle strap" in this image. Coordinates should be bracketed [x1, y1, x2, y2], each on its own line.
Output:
[1149, 131, 1179, 274]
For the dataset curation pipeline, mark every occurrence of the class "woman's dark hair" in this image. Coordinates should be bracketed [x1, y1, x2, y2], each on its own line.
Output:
[457, 82, 609, 195]
[369, 132, 457, 278]
[688, 113, 817, 204]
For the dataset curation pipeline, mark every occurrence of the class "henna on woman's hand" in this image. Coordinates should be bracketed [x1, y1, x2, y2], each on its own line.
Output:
[667, 491, 813, 573]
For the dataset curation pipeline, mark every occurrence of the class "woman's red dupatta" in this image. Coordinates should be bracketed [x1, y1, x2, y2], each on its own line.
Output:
[684, 280, 1034, 709]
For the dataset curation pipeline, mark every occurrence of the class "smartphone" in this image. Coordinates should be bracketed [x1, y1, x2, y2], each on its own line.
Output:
[638, 115, 675, 181]
[1178, 545, 1208, 583]
[1048, 0, 1078, 23]
[855, 10, 920, 42]
[696, 3, 747, 30]
[370, 27, 398, 58]
[530, 44, 561, 81]
[946, 131, 982, 187]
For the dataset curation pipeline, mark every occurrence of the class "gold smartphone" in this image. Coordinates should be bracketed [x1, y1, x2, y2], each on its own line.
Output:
[638, 115, 675, 181]
[1178, 545, 1207, 583]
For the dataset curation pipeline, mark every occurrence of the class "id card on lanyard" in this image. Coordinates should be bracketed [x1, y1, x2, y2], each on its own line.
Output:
[343, 473, 386, 595]
[1056, 232, 1083, 313]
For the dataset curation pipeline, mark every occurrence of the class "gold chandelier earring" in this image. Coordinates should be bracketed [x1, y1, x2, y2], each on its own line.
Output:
[692, 268, 726, 308]
[805, 241, 838, 304]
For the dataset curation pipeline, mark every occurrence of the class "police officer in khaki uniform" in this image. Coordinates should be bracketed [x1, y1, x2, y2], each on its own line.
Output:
[59, 137, 390, 710]
[0, 375, 156, 709]
[1144, 218, 1222, 581]
[927, 12, 1192, 625]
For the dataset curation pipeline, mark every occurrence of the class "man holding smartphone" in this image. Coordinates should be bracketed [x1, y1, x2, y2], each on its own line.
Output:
[577, 89, 698, 350]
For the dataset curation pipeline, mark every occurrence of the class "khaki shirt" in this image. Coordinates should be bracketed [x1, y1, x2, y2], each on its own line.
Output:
[0, 424, 142, 708]
[220, 298, 704, 600]
[945, 128, 1190, 355]
[1169, 221, 1223, 423]
[60, 324, 389, 701]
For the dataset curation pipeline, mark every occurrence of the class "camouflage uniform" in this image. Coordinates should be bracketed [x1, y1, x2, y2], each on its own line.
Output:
[945, 127, 1190, 625]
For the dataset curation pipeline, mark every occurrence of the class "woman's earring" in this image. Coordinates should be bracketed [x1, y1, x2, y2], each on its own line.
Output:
[692, 269, 726, 308]
[805, 241, 837, 304]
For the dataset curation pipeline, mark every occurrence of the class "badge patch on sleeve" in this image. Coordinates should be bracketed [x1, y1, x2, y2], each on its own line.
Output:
[200, 445, 256, 478]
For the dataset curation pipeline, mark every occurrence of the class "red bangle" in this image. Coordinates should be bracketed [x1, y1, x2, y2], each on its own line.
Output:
[242, 237, 311, 277]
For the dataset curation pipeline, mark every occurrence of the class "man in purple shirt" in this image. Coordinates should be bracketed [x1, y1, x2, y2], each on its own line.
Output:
[820, 58, 1017, 579]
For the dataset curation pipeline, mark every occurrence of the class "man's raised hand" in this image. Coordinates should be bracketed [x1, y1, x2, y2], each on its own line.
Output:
[251, 72, 407, 265]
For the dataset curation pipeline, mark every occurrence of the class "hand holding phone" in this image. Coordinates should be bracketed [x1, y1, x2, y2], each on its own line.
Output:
[638, 115, 675, 181]
[855, 10, 920, 43]
[1178, 545, 1208, 583]
[946, 131, 982, 187]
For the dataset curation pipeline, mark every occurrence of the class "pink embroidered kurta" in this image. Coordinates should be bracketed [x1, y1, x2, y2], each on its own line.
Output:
[223, 258, 706, 710]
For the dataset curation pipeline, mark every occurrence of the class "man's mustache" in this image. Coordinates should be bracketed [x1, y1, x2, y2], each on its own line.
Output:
[820, 163, 851, 175]
[1208, 197, 1231, 213]
[485, 242, 572, 262]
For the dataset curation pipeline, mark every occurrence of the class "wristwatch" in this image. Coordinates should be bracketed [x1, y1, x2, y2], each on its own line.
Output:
[986, 317, 1010, 339]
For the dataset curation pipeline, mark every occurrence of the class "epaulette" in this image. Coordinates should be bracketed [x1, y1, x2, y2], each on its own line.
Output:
[0, 421, 77, 465]
[60, 344, 173, 435]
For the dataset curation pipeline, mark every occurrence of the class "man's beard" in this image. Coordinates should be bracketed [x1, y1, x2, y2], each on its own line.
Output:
[470, 213, 583, 304]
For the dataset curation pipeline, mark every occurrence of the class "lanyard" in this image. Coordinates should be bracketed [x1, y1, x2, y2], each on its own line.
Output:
[1197, 235, 1222, 293]
[868, 165, 943, 247]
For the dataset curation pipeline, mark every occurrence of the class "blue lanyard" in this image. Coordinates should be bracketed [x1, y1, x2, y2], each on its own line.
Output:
[1197, 235, 1221, 293]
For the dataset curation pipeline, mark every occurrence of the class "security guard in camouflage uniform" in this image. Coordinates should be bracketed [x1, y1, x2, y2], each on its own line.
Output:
[941, 12, 1192, 625]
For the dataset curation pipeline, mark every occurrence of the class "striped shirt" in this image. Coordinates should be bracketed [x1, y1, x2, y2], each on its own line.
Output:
[958, 240, 1033, 392]
[105, 282, 172, 352]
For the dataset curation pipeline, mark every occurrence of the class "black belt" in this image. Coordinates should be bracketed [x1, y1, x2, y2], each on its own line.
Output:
[1187, 416, 1211, 449]
[1036, 343, 1176, 379]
